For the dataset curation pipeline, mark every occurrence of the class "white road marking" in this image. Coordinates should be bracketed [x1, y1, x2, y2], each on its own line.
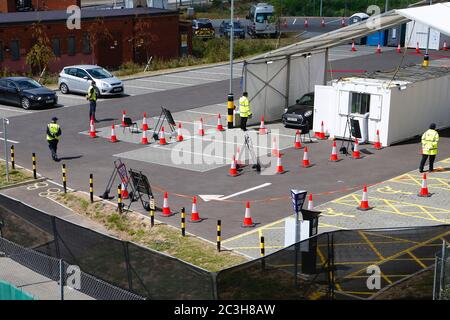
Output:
[163, 74, 222, 81]
[125, 85, 165, 91]
[134, 78, 191, 86]
[187, 70, 231, 76]
[0, 137, 20, 144]
[0, 106, 31, 113]
[199, 183, 272, 202]
[186, 110, 226, 116]
[151, 144, 229, 160]
[293, 18, 297, 25]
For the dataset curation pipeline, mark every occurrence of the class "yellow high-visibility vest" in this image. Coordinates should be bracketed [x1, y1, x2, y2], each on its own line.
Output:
[47, 123, 60, 141]
[239, 96, 251, 117]
[422, 129, 439, 155]
[87, 85, 97, 102]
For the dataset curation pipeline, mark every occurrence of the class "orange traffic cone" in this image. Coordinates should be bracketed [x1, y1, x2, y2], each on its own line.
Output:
[190, 196, 202, 222]
[416, 42, 421, 54]
[217, 114, 225, 131]
[89, 117, 96, 138]
[303, 146, 311, 167]
[159, 126, 167, 145]
[276, 153, 285, 174]
[176, 122, 184, 142]
[141, 128, 149, 145]
[353, 139, 361, 159]
[271, 137, 279, 157]
[316, 121, 326, 139]
[396, 43, 402, 54]
[242, 201, 255, 228]
[443, 40, 448, 51]
[198, 118, 205, 136]
[121, 111, 127, 127]
[321, 18, 325, 27]
[259, 116, 267, 135]
[376, 43, 382, 54]
[160, 192, 175, 217]
[357, 185, 372, 211]
[121, 182, 129, 199]
[110, 124, 118, 143]
[330, 141, 339, 162]
[142, 112, 149, 131]
[307, 194, 314, 210]
[351, 41, 357, 52]
[294, 130, 302, 149]
[304, 18, 309, 28]
[229, 155, 239, 177]
[374, 130, 382, 150]
[418, 173, 432, 197]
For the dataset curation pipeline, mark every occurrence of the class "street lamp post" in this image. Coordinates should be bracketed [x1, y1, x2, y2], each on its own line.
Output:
[227, 0, 235, 129]
[423, 0, 432, 67]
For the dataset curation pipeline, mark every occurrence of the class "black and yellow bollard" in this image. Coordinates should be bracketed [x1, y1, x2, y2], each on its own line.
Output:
[10, 146, 15, 170]
[149, 196, 155, 227]
[32, 153, 37, 179]
[62, 164, 67, 194]
[260, 236, 266, 270]
[117, 184, 123, 213]
[423, 54, 430, 68]
[227, 94, 234, 129]
[217, 220, 222, 252]
[89, 174, 94, 203]
[181, 207, 186, 237]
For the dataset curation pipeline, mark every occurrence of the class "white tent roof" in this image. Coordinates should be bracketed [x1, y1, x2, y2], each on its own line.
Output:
[396, 3, 450, 36]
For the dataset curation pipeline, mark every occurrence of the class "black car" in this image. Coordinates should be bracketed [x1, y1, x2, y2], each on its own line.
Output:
[219, 20, 246, 39]
[0, 77, 57, 109]
[281, 92, 315, 131]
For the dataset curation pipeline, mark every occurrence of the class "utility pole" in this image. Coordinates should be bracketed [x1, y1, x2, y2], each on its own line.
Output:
[319, 0, 323, 17]
[229, 0, 234, 94]
[423, 0, 432, 67]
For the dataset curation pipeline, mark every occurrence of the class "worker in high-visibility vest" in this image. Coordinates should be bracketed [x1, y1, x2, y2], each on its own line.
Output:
[420, 123, 439, 173]
[239, 92, 252, 131]
[86, 80, 98, 122]
[46, 117, 62, 162]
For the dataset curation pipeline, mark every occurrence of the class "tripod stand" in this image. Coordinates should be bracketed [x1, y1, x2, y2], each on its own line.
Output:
[237, 133, 261, 172]
[153, 107, 176, 141]
[339, 115, 354, 156]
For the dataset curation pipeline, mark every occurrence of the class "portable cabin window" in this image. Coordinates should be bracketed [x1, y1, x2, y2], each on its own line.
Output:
[351, 92, 371, 114]
[0, 41, 3, 61]
[67, 36, 76, 56]
[52, 38, 61, 57]
[10, 40, 20, 61]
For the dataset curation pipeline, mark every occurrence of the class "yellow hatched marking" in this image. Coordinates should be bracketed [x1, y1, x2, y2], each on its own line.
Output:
[335, 291, 380, 295]
[407, 251, 427, 269]
[322, 207, 355, 218]
[376, 185, 414, 195]
[391, 173, 450, 191]
[362, 231, 420, 245]
[318, 222, 346, 230]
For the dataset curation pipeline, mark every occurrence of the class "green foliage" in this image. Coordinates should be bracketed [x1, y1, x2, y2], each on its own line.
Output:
[25, 24, 55, 76]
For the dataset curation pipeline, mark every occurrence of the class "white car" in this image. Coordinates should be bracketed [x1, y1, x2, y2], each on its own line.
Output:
[58, 65, 124, 97]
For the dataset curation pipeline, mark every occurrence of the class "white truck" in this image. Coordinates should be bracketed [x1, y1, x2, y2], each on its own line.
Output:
[246, 3, 279, 38]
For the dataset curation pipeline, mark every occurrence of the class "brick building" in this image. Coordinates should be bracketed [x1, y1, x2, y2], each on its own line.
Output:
[0, 0, 81, 13]
[0, 7, 192, 73]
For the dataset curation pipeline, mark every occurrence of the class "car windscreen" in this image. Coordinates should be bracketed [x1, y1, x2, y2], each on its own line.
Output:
[86, 68, 113, 79]
[255, 13, 273, 23]
[16, 79, 42, 90]
[198, 22, 213, 29]
[298, 94, 314, 105]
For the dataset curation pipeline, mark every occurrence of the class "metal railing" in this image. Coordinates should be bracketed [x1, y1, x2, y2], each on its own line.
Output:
[433, 241, 450, 300]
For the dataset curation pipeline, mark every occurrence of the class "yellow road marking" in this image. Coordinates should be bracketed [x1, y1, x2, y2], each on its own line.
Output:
[359, 231, 385, 260]
[335, 290, 377, 295]
[362, 231, 420, 245]
[227, 245, 284, 250]
[407, 251, 427, 269]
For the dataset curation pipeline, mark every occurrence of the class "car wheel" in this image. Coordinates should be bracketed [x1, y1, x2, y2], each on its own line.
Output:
[60, 83, 69, 94]
[21, 97, 31, 110]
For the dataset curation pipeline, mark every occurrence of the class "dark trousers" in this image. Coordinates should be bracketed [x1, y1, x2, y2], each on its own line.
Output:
[48, 140, 58, 161]
[240, 116, 248, 131]
[419, 154, 436, 172]
[89, 100, 97, 121]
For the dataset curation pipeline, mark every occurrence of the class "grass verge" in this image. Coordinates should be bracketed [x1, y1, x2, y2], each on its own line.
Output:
[0, 161, 34, 189]
[54, 191, 247, 272]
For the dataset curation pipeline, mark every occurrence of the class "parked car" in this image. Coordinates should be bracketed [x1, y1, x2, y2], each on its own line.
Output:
[219, 20, 245, 39]
[0, 77, 57, 109]
[281, 92, 315, 130]
[192, 18, 215, 39]
[58, 65, 124, 97]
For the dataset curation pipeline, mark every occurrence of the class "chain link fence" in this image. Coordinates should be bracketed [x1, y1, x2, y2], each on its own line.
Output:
[433, 242, 450, 300]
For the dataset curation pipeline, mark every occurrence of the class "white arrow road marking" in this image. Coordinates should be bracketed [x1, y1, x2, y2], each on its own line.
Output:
[199, 183, 272, 202]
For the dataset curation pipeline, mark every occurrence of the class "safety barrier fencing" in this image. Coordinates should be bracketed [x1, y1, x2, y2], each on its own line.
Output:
[433, 243, 450, 300]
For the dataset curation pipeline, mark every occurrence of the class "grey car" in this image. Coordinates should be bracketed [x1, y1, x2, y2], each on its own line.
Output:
[58, 65, 124, 97]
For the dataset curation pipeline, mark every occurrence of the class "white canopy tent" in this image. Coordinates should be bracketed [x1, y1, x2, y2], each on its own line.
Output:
[396, 3, 450, 36]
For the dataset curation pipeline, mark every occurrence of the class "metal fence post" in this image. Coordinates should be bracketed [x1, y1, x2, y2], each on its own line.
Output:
[59, 259, 64, 301]
[439, 240, 446, 299]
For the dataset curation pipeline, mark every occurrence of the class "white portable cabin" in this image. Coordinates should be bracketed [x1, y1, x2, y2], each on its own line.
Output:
[405, 21, 450, 50]
[313, 65, 450, 146]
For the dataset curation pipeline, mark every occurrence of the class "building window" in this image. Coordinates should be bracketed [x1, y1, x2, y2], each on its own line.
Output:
[82, 33, 91, 54]
[52, 38, 61, 57]
[0, 41, 3, 61]
[67, 36, 76, 56]
[10, 40, 20, 61]
[351, 92, 371, 114]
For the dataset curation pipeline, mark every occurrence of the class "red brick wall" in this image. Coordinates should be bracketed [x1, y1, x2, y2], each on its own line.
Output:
[32, 0, 81, 11]
[0, 0, 17, 13]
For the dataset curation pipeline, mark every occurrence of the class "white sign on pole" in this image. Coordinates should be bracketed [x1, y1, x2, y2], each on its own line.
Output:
[284, 217, 310, 251]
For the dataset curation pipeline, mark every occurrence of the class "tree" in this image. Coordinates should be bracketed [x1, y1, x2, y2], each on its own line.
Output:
[25, 23, 55, 77]
[132, 17, 159, 64]
[86, 18, 112, 65]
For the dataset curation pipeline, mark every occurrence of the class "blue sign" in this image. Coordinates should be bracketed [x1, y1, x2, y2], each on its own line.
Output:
[291, 189, 307, 214]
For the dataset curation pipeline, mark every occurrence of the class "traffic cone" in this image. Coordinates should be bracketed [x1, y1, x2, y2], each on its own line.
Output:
[198, 118, 205, 136]
[89, 117, 96, 138]
[418, 173, 431, 197]
[242, 201, 255, 228]
[176, 122, 184, 142]
[110, 124, 118, 143]
[190, 196, 202, 223]
[294, 130, 302, 149]
[271, 137, 279, 157]
[276, 153, 285, 174]
[307, 194, 314, 210]
[121, 111, 127, 127]
[121, 182, 129, 199]
[353, 139, 361, 159]
[304, 18, 308, 28]
[236, 147, 245, 167]
[161, 192, 174, 216]
[142, 112, 149, 131]
[229, 155, 239, 177]
[315, 121, 326, 139]
[376, 43, 382, 54]
[259, 116, 267, 135]
[321, 18, 325, 28]
[303, 146, 311, 167]
[416, 42, 421, 54]
[330, 141, 339, 162]
[374, 130, 382, 150]
[396, 43, 402, 54]
[159, 126, 167, 145]
[216, 114, 225, 131]
[357, 185, 372, 211]
[351, 41, 357, 52]
[443, 40, 448, 51]
[141, 128, 149, 145]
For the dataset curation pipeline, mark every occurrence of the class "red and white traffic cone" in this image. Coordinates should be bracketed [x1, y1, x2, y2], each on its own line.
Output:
[357, 185, 372, 211]
[121, 111, 127, 127]
[416, 42, 421, 54]
[321, 18, 325, 28]
[330, 141, 339, 162]
[351, 41, 357, 52]
[217, 114, 225, 131]
[259, 116, 267, 135]
[236, 147, 245, 167]
[374, 130, 382, 150]
[159, 126, 167, 145]
[397, 43, 402, 54]
[443, 40, 448, 51]
[316, 121, 326, 139]
[307, 194, 314, 210]
[110, 124, 118, 143]
[121, 182, 129, 199]
[242, 201, 255, 228]
[353, 139, 361, 159]
[89, 117, 96, 138]
[198, 118, 205, 136]
[229, 155, 239, 177]
[276, 153, 285, 174]
[303, 146, 311, 167]
[190, 196, 202, 223]
[141, 128, 149, 145]
[177, 122, 184, 142]
[142, 112, 149, 131]
[161, 192, 174, 216]
[418, 173, 431, 197]
[376, 43, 382, 54]
[271, 137, 279, 157]
[294, 130, 302, 149]
[304, 18, 309, 28]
